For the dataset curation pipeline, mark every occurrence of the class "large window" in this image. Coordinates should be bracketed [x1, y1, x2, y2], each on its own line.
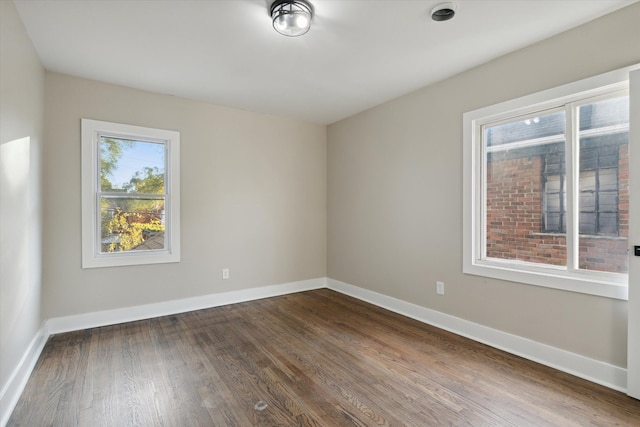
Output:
[463, 66, 636, 299]
[81, 119, 180, 268]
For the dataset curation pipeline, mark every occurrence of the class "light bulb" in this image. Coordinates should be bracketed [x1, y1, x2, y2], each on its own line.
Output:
[295, 14, 309, 28]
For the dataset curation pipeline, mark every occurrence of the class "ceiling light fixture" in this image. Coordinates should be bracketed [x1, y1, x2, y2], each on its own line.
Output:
[431, 2, 457, 22]
[270, 0, 314, 37]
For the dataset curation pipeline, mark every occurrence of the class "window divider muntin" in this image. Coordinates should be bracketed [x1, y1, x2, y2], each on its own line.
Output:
[566, 102, 578, 273]
[99, 192, 167, 199]
[479, 122, 487, 262]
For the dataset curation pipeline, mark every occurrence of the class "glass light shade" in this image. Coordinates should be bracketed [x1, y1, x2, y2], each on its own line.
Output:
[270, 0, 313, 37]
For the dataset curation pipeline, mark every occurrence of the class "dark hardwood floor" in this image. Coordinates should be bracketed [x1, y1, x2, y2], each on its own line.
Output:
[8, 289, 640, 426]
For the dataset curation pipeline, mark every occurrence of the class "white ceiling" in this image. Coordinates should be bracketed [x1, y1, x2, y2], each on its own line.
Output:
[14, 0, 637, 124]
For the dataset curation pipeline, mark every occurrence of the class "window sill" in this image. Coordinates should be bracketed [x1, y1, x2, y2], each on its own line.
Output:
[464, 259, 628, 300]
[83, 250, 180, 269]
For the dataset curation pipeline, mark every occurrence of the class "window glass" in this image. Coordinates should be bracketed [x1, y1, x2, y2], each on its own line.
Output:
[98, 137, 166, 254]
[578, 96, 629, 273]
[484, 110, 567, 266]
[99, 196, 165, 253]
[99, 138, 165, 192]
[481, 96, 628, 274]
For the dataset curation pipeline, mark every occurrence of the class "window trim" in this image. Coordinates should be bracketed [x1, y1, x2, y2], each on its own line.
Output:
[81, 119, 181, 268]
[463, 65, 638, 300]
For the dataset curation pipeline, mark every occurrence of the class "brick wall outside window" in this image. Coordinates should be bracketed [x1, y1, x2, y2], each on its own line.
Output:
[485, 143, 628, 273]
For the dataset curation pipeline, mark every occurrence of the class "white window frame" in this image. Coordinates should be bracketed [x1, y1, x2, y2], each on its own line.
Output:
[81, 119, 181, 268]
[463, 65, 639, 300]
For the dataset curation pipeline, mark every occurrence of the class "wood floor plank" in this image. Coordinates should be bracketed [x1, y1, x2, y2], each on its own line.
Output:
[230, 312, 395, 426]
[242, 298, 405, 425]
[8, 289, 640, 426]
[270, 293, 516, 426]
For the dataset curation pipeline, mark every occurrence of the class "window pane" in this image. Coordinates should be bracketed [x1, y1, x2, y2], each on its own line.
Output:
[599, 168, 617, 191]
[100, 196, 165, 253]
[580, 148, 597, 170]
[546, 176, 561, 192]
[580, 192, 596, 211]
[545, 212, 562, 233]
[99, 137, 165, 194]
[598, 213, 618, 235]
[546, 195, 561, 211]
[579, 212, 596, 234]
[484, 111, 566, 266]
[578, 96, 628, 273]
[599, 150, 618, 169]
[579, 171, 595, 192]
[599, 192, 617, 211]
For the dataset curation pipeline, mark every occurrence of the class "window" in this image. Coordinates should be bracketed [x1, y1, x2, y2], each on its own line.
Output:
[463, 66, 637, 300]
[82, 119, 180, 268]
[542, 145, 621, 235]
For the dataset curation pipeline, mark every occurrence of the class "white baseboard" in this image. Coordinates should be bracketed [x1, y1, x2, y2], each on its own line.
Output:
[46, 277, 326, 334]
[327, 278, 627, 392]
[0, 325, 49, 427]
[1, 275, 627, 427]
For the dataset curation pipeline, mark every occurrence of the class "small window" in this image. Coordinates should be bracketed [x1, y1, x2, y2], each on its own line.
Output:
[463, 65, 636, 300]
[542, 146, 621, 236]
[81, 119, 180, 268]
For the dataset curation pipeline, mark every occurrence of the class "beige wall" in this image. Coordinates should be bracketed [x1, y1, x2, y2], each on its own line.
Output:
[42, 73, 326, 319]
[0, 0, 45, 403]
[327, 3, 640, 368]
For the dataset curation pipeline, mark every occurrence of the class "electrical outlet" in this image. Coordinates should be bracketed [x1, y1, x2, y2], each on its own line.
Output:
[222, 268, 230, 280]
[436, 281, 445, 295]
